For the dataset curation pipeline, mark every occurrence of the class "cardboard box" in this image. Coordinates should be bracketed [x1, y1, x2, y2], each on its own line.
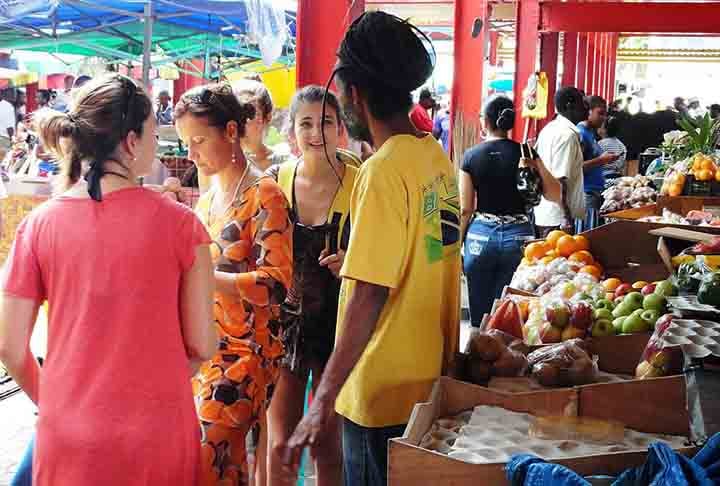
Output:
[389, 378, 695, 486]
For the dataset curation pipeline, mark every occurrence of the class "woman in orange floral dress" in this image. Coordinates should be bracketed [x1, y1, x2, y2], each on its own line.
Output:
[175, 83, 293, 486]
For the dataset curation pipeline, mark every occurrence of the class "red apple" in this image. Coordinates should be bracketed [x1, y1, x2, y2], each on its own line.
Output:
[539, 322, 562, 343]
[614, 283, 633, 299]
[641, 283, 657, 296]
[570, 302, 593, 330]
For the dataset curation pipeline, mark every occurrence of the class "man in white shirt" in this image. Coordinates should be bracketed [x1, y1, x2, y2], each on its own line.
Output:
[534, 87, 587, 236]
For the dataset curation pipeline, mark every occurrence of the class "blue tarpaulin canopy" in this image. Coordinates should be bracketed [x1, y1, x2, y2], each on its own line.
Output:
[0, 1, 295, 79]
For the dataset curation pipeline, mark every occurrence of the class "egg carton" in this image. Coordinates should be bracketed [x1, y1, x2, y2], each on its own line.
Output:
[663, 319, 720, 359]
[667, 296, 720, 315]
[419, 405, 687, 465]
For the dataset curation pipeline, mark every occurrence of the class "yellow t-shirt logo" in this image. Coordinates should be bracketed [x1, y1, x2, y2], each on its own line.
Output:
[423, 173, 460, 263]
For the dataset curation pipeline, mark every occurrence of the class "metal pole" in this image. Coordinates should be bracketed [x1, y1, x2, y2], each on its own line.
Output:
[143, 2, 153, 87]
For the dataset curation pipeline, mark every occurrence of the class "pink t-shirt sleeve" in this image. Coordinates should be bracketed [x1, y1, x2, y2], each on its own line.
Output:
[1, 217, 46, 301]
[176, 209, 212, 272]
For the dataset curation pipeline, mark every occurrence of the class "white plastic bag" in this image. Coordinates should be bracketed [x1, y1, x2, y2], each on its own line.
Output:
[245, 0, 288, 67]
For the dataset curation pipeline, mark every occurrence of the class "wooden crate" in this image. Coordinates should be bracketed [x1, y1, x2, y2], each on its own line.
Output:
[389, 377, 695, 486]
[605, 203, 657, 221]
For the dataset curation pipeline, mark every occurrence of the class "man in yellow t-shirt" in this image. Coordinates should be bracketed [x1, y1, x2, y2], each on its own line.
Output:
[280, 12, 461, 486]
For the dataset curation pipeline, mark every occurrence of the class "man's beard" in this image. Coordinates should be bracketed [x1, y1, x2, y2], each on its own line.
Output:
[341, 103, 373, 146]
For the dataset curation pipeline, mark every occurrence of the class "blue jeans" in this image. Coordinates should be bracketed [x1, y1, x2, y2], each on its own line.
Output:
[463, 219, 533, 326]
[11, 434, 33, 486]
[575, 191, 602, 233]
[342, 417, 406, 486]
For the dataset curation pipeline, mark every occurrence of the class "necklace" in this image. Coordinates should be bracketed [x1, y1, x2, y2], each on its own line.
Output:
[207, 163, 250, 227]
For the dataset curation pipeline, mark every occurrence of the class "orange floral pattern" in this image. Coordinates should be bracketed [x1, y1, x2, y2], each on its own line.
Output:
[194, 176, 292, 486]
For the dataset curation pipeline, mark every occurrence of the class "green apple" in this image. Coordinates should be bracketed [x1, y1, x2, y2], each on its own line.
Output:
[654, 280, 677, 297]
[623, 292, 644, 312]
[591, 319, 616, 337]
[641, 309, 660, 328]
[593, 308, 613, 321]
[622, 309, 652, 333]
[643, 293, 667, 313]
[613, 316, 627, 334]
[612, 303, 633, 318]
[594, 299, 615, 312]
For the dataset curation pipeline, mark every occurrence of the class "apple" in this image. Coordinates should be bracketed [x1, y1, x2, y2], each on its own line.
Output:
[622, 309, 652, 333]
[643, 293, 667, 313]
[614, 295, 625, 307]
[570, 302, 593, 330]
[539, 322, 563, 343]
[562, 326, 586, 341]
[654, 280, 677, 297]
[612, 302, 632, 318]
[593, 308, 613, 321]
[641, 283, 657, 296]
[623, 292, 644, 312]
[591, 319, 616, 337]
[545, 303, 571, 328]
[594, 299, 615, 312]
[632, 281, 649, 290]
[613, 316, 626, 334]
[641, 309, 660, 328]
[614, 283, 633, 299]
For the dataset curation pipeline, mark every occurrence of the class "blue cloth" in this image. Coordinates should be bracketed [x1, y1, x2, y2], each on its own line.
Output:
[577, 122, 605, 192]
[433, 110, 450, 153]
[10, 434, 33, 486]
[463, 219, 533, 326]
[342, 417, 406, 486]
[505, 432, 720, 486]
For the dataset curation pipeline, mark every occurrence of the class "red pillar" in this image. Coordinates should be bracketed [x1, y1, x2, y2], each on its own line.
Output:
[588, 33, 598, 95]
[539, 32, 559, 131]
[596, 33, 605, 98]
[25, 82, 38, 115]
[451, 0, 490, 158]
[561, 32, 578, 88]
[489, 31, 500, 66]
[513, 0, 540, 141]
[577, 33, 588, 92]
[602, 33, 611, 101]
[173, 60, 206, 104]
[607, 34, 619, 103]
[296, 0, 364, 87]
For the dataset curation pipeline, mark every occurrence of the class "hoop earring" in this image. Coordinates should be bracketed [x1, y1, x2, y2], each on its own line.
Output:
[231, 140, 237, 165]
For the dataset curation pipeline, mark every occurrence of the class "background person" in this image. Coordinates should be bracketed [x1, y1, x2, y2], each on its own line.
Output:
[533, 87, 587, 236]
[233, 79, 286, 171]
[409, 87, 435, 132]
[0, 74, 215, 486]
[156, 90, 174, 125]
[460, 95, 561, 325]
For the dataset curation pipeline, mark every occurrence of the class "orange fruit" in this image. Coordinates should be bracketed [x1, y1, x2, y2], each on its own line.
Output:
[545, 249, 558, 259]
[669, 183, 683, 197]
[701, 158, 716, 171]
[568, 250, 594, 266]
[520, 257, 533, 266]
[579, 264, 603, 280]
[697, 169, 713, 182]
[603, 278, 622, 292]
[524, 242, 547, 261]
[632, 281, 649, 289]
[573, 235, 591, 252]
[545, 230, 568, 249]
[556, 235, 578, 257]
[715, 170, 720, 182]
[541, 256, 555, 265]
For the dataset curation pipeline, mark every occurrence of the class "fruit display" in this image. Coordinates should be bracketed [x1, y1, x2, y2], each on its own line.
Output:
[635, 314, 676, 379]
[689, 152, 720, 182]
[512, 231, 601, 294]
[640, 208, 720, 227]
[486, 299, 524, 339]
[463, 330, 529, 384]
[527, 339, 598, 387]
[600, 176, 657, 214]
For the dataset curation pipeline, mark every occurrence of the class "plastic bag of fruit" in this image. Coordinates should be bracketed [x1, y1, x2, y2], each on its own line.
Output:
[527, 338, 598, 387]
[636, 314, 676, 379]
[463, 330, 529, 384]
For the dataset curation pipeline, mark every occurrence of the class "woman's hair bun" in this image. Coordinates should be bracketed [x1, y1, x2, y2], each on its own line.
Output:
[496, 108, 516, 131]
